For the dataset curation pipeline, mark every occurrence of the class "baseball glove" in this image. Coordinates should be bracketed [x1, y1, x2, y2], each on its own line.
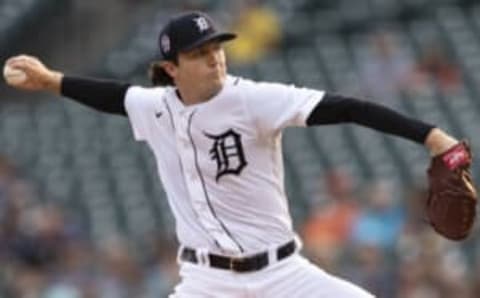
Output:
[426, 141, 477, 241]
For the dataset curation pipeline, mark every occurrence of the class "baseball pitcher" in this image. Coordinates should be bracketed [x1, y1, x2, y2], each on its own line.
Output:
[4, 11, 476, 298]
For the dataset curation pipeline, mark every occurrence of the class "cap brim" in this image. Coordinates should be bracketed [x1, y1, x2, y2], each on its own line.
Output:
[181, 32, 237, 52]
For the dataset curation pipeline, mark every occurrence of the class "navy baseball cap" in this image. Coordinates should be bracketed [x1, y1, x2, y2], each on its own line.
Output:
[158, 11, 237, 61]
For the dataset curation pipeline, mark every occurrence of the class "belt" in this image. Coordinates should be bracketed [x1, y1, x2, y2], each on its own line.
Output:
[180, 240, 296, 273]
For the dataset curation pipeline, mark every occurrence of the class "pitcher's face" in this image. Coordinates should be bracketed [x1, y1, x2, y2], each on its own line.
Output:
[172, 40, 227, 100]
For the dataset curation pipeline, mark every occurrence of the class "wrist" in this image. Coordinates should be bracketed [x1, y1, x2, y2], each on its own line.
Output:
[44, 71, 63, 94]
[425, 128, 458, 156]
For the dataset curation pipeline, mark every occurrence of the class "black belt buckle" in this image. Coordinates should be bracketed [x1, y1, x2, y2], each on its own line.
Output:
[229, 256, 250, 272]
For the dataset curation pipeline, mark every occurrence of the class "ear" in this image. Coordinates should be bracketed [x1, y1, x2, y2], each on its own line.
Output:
[160, 61, 178, 79]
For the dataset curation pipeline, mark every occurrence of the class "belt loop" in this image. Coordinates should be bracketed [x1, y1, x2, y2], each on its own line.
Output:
[293, 235, 302, 253]
[177, 245, 185, 265]
[268, 243, 277, 264]
[197, 248, 209, 266]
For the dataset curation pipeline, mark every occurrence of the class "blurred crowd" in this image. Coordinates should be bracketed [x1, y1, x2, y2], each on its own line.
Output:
[2, 154, 479, 298]
[358, 29, 461, 104]
[301, 168, 480, 298]
[0, 157, 179, 298]
[184, 0, 462, 100]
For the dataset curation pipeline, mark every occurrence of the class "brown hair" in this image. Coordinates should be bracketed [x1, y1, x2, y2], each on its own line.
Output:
[148, 60, 177, 86]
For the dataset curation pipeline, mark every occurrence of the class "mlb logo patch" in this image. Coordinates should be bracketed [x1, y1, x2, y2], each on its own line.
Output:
[161, 34, 171, 54]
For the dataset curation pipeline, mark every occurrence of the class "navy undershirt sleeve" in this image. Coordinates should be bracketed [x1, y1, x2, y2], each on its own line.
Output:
[60, 76, 130, 116]
[306, 93, 435, 144]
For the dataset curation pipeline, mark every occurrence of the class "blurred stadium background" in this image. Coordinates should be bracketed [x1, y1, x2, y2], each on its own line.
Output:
[1, 0, 480, 297]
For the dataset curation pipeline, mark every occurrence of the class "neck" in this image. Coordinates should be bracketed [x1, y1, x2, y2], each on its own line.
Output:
[176, 84, 223, 106]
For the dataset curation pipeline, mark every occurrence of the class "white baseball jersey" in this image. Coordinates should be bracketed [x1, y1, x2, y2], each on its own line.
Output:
[124, 75, 324, 256]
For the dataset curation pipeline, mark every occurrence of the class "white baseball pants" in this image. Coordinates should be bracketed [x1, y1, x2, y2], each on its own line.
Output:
[169, 253, 375, 298]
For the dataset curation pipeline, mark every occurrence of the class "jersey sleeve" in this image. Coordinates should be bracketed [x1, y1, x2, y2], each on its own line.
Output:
[243, 80, 325, 136]
[124, 86, 164, 141]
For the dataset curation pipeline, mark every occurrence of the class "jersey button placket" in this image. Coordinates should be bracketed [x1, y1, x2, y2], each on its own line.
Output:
[176, 111, 241, 254]
[176, 116, 216, 235]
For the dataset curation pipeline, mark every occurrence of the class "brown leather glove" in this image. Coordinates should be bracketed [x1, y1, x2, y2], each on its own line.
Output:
[426, 141, 477, 240]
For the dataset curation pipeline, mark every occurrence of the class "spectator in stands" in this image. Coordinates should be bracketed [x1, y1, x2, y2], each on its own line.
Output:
[398, 182, 474, 298]
[350, 180, 404, 250]
[412, 44, 461, 93]
[396, 255, 440, 298]
[17, 205, 68, 266]
[302, 168, 359, 270]
[397, 185, 472, 296]
[42, 229, 96, 298]
[396, 232, 471, 298]
[144, 234, 179, 298]
[343, 244, 395, 298]
[0, 156, 41, 297]
[225, 0, 282, 65]
[359, 30, 415, 104]
[395, 186, 430, 260]
[0, 179, 25, 297]
[6, 204, 70, 297]
[97, 237, 145, 298]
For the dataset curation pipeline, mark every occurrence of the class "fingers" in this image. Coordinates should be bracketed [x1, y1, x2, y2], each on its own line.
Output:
[6, 54, 39, 64]
[5, 54, 43, 71]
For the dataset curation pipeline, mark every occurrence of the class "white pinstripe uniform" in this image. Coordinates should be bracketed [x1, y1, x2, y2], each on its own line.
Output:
[124, 75, 374, 297]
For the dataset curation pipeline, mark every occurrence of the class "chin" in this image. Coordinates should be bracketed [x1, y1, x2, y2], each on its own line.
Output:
[211, 73, 225, 86]
[205, 78, 224, 98]
[212, 81, 223, 94]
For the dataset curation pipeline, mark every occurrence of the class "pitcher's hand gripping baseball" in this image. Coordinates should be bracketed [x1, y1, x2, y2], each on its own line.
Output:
[426, 141, 477, 240]
[3, 55, 62, 93]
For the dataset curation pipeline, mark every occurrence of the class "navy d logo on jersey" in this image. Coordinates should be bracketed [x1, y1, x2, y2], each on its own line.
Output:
[204, 129, 247, 182]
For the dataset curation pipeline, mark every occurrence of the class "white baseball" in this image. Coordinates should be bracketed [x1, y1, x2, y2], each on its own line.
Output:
[3, 64, 27, 85]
